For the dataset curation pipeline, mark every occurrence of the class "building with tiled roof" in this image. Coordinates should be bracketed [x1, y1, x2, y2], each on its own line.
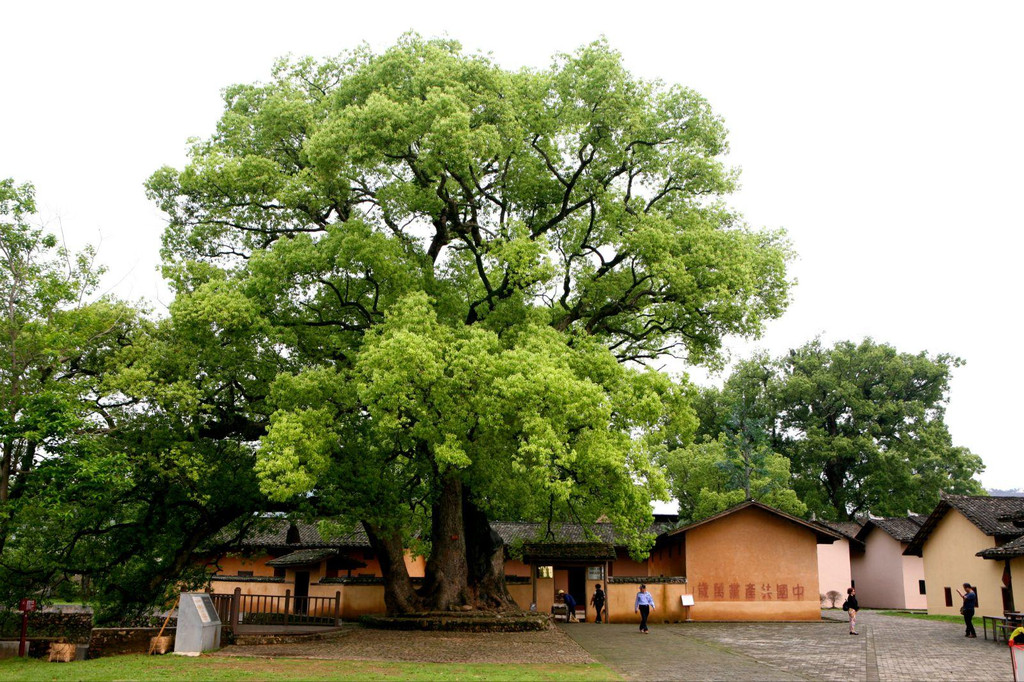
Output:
[202, 502, 844, 623]
[850, 514, 927, 609]
[810, 518, 861, 605]
[903, 494, 1024, 618]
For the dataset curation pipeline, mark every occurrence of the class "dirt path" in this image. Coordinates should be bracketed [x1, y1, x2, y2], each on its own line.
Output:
[214, 625, 596, 664]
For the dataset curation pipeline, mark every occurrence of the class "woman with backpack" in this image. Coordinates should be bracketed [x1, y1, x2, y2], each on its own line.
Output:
[843, 587, 859, 635]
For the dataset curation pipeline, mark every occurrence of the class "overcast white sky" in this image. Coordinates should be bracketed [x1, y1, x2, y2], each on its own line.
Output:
[3, 1, 1021, 491]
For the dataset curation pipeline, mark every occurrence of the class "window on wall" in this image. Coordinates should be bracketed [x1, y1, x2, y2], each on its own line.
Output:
[944, 587, 953, 607]
[237, 570, 254, 577]
[919, 580, 926, 595]
[274, 567, 286, 578]
[536, 566, 553, 579]
[586, 566, 604, 580]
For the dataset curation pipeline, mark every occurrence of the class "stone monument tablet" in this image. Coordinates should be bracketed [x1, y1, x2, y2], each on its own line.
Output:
[174, 592, 221, 655]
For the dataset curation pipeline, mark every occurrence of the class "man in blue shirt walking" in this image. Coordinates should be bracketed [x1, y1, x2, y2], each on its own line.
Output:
[634, 584, 656, 633]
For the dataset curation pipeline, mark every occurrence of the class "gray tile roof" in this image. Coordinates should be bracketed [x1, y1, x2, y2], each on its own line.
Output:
[861, 516, 925, 544]
[904, 495, 1024, 556]
[266, 548, 338, 567]
[239, 519, 372, 549]
[232, 518, 676, 554]
[521, 542, 618, 563]
[976, 534, 1024, 560]
[945, 495, 1024, 535]
[491, 522, 621, 545]
[813, 519, 863, 541]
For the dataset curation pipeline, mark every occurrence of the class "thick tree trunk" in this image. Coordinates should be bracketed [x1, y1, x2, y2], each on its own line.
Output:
[364, 522, 422, 614]
[367, 476, 518, 615]
[463, 488, 518, 611]
[419, 475, 470, 610]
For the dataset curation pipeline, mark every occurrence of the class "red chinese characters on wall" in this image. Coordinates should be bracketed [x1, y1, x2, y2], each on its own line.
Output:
[696, 581, 805, 601]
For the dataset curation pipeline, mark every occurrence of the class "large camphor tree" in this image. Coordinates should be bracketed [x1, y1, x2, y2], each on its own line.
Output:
[147, 37, 791, 613]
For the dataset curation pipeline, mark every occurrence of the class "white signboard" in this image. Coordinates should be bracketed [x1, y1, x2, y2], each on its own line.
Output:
[192, 595, 211, 624]
[681, 594, 695, 606]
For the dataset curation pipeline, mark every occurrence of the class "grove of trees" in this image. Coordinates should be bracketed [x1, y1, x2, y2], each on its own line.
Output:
[0, 36, 984, 618]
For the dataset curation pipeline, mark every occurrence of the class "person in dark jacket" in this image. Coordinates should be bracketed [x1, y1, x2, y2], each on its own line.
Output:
[846, 587, 859, 635]
[590, 584, 606, 623]
[957, 583, 977, 638]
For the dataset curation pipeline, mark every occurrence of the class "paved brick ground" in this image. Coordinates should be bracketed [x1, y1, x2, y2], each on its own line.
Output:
[561, 610, 1015, 681]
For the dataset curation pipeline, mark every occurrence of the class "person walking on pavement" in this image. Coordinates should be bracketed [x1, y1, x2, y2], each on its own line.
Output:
[845, 587, 859, 635]
[590, 584, 606, 623]
[957, 583, 977, 638]
[634, 584, 655, 633]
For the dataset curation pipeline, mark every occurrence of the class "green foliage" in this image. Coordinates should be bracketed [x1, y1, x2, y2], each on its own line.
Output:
[145, 36, 791, 601]
[666, 437, 806, 524]
[695, 339, 985, 521]
[0, 179, 267, 622]
[0, 178, 145, 610]
[666, 353, 805, 523]
[774, 338, 984, 519]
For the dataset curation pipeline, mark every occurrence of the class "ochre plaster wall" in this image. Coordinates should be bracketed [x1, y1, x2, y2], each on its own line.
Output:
[610, 556, 648, 577]
[604, 583, 691, 624]
[216, 554, 278, 577]
[333, 584, 386, 619]
[852, 530, 908, 609]
[647, 538, 686, 577]
[817, 539, 852, 601]
[1011, 557, 1024, 612]
[685, 507, 820, 621]
[921, 510, 1004, 618]
[503, 559, 532, 578]
[209, 578, 290, 599]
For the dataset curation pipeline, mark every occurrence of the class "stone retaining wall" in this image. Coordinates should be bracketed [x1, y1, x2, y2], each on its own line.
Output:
[86, 627, 177, 659]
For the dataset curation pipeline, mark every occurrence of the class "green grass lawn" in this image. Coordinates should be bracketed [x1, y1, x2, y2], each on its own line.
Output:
[877, 610, 965, 624]
[0, 655, 620, 681]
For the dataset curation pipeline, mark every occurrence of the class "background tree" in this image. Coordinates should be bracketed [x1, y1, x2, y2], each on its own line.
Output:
[772, 338, 984, 520]
[147, 37, 792, 613]
[0, 179, 275, 622]
[0, 178, 140, 613]
[665, 355, 805, 523]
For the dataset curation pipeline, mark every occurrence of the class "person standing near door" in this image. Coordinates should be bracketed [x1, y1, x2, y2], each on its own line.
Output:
[590, 584, 606, 623]
[634, 584, 655, 633]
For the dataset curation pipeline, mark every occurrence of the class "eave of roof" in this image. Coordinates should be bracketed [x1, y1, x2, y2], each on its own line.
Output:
[665, 500, 843, 544]
[266, 548, 337, 567]
[521, 542, 617, 563]
[856, 516, 924, 544]
[977, 534, 1024, 560]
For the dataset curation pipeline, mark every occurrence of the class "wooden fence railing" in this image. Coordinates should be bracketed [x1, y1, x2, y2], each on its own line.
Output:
[211, 588, 342, 630]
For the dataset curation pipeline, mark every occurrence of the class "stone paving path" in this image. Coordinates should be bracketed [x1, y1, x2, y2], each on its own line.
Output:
[561, 610, 1016, 681]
